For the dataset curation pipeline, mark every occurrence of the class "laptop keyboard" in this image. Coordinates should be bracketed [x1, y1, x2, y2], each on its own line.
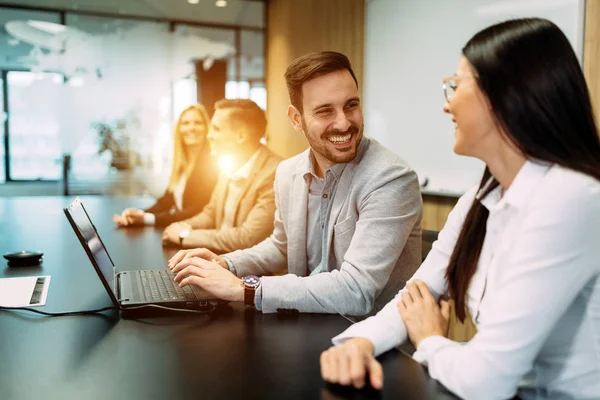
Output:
[139, 270, 202, 302]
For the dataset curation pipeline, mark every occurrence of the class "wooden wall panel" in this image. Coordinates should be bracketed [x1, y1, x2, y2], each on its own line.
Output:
[585, 0, 600, 123]
[265, 0, 365, 158]
[422, 195, 458, 232]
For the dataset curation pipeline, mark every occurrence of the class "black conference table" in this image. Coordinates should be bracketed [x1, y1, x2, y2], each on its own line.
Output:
[0, 196, 459, 400]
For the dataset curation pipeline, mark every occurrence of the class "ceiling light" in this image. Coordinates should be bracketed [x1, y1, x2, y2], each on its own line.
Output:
[215, 0, 227, 7]
[27, 20, 66, 34]
[188, 0, 199, 4]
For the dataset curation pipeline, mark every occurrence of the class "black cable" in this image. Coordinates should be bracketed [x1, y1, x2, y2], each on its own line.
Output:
[0, 305, 117, 316]
[122, 303, 217, 314]
[0, 302, 217, 317]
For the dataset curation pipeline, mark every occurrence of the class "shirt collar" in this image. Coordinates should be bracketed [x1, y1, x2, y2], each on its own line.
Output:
[298, 136, 369, 181]
[230, 149, 261, 181]
[477, 160, 551, 211]
[304, 151, 346, 181]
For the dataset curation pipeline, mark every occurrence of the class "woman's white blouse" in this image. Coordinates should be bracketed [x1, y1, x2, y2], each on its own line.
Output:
[173, 174, 187, 211]
[332, 161, 600, 400]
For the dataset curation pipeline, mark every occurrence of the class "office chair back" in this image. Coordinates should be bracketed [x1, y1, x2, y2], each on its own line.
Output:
[422, 229, 439, 261]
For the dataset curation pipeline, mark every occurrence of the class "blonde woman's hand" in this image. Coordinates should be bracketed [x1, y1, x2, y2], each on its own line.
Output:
[113, 208, 145, 227]
[113, 208, 144, 226]
[113, 213, 128, 227]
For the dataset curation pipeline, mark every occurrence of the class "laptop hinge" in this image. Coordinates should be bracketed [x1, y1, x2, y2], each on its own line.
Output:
[116, 271, 125, 302]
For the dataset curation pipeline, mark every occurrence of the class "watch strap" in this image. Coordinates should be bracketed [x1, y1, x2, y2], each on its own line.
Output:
[242, 277, 260, 307]
[244, 284, 255, 307]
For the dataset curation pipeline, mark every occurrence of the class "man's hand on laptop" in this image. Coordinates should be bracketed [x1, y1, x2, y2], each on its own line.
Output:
[173, 257, 243, 303]
[169, 248, 228, 271]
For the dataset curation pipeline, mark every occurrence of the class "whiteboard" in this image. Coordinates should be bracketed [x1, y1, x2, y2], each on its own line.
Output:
[364, 0, 585, 196]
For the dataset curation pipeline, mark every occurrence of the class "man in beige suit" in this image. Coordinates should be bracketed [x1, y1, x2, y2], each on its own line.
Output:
[161, 99, 282, 254]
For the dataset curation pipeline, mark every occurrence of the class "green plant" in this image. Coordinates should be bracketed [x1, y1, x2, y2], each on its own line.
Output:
[92, 114, 141, 170]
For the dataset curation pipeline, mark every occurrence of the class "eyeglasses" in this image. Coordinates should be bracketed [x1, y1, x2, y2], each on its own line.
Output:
[442, 75, 475, 102]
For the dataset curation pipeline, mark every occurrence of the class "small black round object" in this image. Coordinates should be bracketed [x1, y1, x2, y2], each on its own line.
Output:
[3, 251, 44, 267]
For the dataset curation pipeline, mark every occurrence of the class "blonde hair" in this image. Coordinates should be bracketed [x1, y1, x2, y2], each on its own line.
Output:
[166, 104, 211, 192]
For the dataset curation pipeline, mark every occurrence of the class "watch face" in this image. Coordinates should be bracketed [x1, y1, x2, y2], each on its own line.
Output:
[179, 229, 190, 238]
[243, 275, 260, 288]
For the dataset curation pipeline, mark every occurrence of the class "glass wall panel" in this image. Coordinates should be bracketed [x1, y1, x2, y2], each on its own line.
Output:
[175, 24, 237, 88]
[0, 75, 4, 183]
[0, 9, 61, 70]
[7, 71, 63, 180]
[0, 6, 265, 192]
[64, 14, 174, 192]
[240, 30, 264, 81]
[226, 29, 265, 109]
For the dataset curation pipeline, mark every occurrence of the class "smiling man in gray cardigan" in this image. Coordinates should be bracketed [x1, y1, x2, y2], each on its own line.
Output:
[169, 51, 422, 319]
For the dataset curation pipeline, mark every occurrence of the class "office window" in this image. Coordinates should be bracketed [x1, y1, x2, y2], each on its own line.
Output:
[0, 8, 62, 181]
[226, 80, 250, 99]
[7, 71, 63, 180]
[0, 75, 4, 183]
[173, 78, 199, 124]
[225, 29, 266, 109]
[240, 30, 264, 81]
[0, 9, 61, 70]
[64, 15, 174, 191]
[249, 82, 266, 110]
[0, 5, 265, 193]
[176, 24, 237, 104]
[225, 80, 266, 110]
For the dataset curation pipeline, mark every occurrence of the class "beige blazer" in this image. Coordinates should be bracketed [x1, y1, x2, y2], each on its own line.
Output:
[182, 145, 282, 254]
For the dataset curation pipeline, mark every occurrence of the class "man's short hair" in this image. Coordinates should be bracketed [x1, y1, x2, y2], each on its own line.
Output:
[214, 98, 267, 142]
[284, 51, 359, 113]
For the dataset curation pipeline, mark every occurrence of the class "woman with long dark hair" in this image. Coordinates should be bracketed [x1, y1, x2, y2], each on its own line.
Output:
[320, 18, 600, 399]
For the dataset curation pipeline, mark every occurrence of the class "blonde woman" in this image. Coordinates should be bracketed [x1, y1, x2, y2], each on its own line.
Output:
[114, 104, 219, 227]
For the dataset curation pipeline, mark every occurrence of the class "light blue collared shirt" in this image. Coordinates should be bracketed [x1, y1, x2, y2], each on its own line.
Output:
[247, 152, 346, 310]
[305, 155, 346, 275]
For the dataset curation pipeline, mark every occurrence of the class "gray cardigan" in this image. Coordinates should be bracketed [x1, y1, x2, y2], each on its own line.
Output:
[226, 137, 423, 317]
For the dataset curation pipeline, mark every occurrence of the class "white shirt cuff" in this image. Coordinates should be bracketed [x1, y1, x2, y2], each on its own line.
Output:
[412, 335, 455, 366]
[223, 256, 236, 275]
[143, 212, 156, 225]
[332, 320, 398, 357]
[255, 284, 263, 311]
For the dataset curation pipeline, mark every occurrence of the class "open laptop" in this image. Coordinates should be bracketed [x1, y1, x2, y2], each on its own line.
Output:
[64, 197, 215, 317]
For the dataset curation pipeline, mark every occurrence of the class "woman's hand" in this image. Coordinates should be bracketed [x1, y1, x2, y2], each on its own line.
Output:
[320, 338, 383, 390]
[113, 208, 145, 227]
[398, 280, 450, 347]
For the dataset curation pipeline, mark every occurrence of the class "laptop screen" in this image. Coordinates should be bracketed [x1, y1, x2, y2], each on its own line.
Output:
[64, 198, 116, 294]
